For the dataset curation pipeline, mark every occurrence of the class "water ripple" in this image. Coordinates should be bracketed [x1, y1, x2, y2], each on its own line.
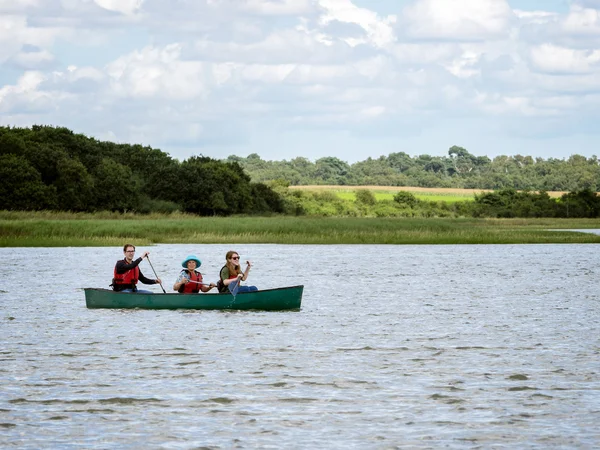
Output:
[1, 244, 599, 448]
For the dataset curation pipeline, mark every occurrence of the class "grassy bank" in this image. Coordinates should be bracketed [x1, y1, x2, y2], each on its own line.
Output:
[1, 211, 599, 246]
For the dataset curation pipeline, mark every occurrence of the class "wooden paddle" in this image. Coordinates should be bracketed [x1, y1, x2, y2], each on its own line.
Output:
[146, 255, 166, 293]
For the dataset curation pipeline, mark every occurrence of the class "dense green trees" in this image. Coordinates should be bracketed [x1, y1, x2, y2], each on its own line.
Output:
[0, 154, 57, 210]
[1, 125, 598, 218]
[93, 158, 139, 211]
[233, 147, 600, 192]
[0, 126, 283, 215]
[470, 189, 600, 218]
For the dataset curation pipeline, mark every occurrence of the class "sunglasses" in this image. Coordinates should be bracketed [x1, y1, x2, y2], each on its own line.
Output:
[231, 256, 240, 260]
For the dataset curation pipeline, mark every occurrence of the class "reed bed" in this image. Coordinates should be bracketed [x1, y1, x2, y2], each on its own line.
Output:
[1, 212, 599, 246]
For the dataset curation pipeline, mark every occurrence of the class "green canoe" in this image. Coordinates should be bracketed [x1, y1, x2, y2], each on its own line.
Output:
[84, 285, 303, 311]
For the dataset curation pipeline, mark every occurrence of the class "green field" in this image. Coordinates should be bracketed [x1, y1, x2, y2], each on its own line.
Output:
[334, 190, 475, 203]
[290, 185, 567, 204]
[1, 211, 599, 246]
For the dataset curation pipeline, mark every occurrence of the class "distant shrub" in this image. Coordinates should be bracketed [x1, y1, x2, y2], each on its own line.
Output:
[312, 190, 338, 202]
[136, 197, 181, 214]
[282, 196, 306, 216]
[372, 203, 403, 217]
[393, 191, 418, 208]
[355, 189, 376, 205]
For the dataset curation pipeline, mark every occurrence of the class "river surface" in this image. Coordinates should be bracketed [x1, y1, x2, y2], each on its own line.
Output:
[1, 244, 599, 449]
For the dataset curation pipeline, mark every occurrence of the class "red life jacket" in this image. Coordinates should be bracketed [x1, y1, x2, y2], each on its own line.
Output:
[178, 270, 203, 294]
[112, 259, 139, 290]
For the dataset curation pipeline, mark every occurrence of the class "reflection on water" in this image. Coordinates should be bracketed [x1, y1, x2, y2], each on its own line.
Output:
[1, 244, 599, 448]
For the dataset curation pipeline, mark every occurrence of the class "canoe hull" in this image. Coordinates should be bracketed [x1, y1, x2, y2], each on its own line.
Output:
[84, 286, 303, 311]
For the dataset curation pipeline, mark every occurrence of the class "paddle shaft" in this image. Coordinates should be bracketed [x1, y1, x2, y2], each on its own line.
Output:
[187, 280, 215, 286]
[146, 256, 166, 293]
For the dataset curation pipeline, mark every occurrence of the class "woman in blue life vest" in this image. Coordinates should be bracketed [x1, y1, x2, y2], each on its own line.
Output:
[112, 244, 161, 293]
[173, 255, 216, 293]
[218, 250, 258, 294]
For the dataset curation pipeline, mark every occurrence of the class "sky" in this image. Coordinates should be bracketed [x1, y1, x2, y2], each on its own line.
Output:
[1, 0, 599, 163]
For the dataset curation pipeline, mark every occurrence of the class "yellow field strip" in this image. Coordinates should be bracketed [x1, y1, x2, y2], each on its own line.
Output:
[289, 185, 569, 198]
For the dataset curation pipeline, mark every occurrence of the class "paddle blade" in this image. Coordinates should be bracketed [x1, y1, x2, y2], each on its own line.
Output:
[228, 278, 240, 298]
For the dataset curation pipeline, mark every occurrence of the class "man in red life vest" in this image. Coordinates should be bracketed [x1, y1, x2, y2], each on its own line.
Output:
[111, 244, 161, 293]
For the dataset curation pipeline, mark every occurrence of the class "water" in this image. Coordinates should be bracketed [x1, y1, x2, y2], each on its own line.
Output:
[1, 244, 599, 449]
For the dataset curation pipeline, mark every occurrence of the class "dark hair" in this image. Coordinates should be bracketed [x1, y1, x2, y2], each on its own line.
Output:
[123, 244, 135, 252]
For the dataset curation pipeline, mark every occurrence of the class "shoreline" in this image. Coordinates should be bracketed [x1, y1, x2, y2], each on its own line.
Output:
[2, 213, 600, 247]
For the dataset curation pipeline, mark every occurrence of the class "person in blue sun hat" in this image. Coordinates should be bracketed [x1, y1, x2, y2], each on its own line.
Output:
[173, 254, 216, 293]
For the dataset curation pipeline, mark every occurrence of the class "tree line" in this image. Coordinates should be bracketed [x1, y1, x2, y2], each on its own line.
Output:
[0, 126, 283, 215]
[1, 126, 599, 218]
[227, 145, 600, 192]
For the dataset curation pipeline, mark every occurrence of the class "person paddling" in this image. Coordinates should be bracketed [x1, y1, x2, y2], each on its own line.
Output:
[111, 244, 161, 293]
[218, 250, 258, 294]
[173, 255, 216, 293]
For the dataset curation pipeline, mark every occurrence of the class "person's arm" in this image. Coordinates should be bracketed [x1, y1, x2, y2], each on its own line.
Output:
[173, 272, 189, 291]
[241, 261, 252, 281]
[200, 282, 217, 292]
[199, 272, 215, 292]
[115, 251, 150, 273]
[138, 269, 160, 285]
[115, 258, 142, 274]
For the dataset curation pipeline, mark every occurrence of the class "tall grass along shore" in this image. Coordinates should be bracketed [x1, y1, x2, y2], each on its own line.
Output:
[1, 211, 599, 247]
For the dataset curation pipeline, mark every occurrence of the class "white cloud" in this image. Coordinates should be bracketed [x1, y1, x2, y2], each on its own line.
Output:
[0, 0, 41, 12]
[10, 48, 55, 69]
[53, 65, 106, 86]
[241, 0, 314, 15]
[401, 0, 515, 41]
[534, 71, 600, 94]
[93, 0, 144, 16]
[0, 71, 52, 113]
[444, 51, 481, 78]
[0, 15, 29, 63]
[513, 9, 559, 25]
[191, 27, 354, 65]
[387, 42, 458, 66]
[561, 5, 600, 35]
[106, 44, 210, 99]
[0, 9, 79, 65]
[0, 70, 44, 95]
[318, 0, 396, 47]
[1, 0, 600, 161]
[530, 43, 600, 74]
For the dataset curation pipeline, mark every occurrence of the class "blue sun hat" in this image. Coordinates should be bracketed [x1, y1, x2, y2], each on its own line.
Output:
[181, 255, 201, 268]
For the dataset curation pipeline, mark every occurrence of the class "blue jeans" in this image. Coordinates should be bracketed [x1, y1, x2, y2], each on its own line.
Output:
[237, 285, 258, 293]
[121, 289, 154, 294]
